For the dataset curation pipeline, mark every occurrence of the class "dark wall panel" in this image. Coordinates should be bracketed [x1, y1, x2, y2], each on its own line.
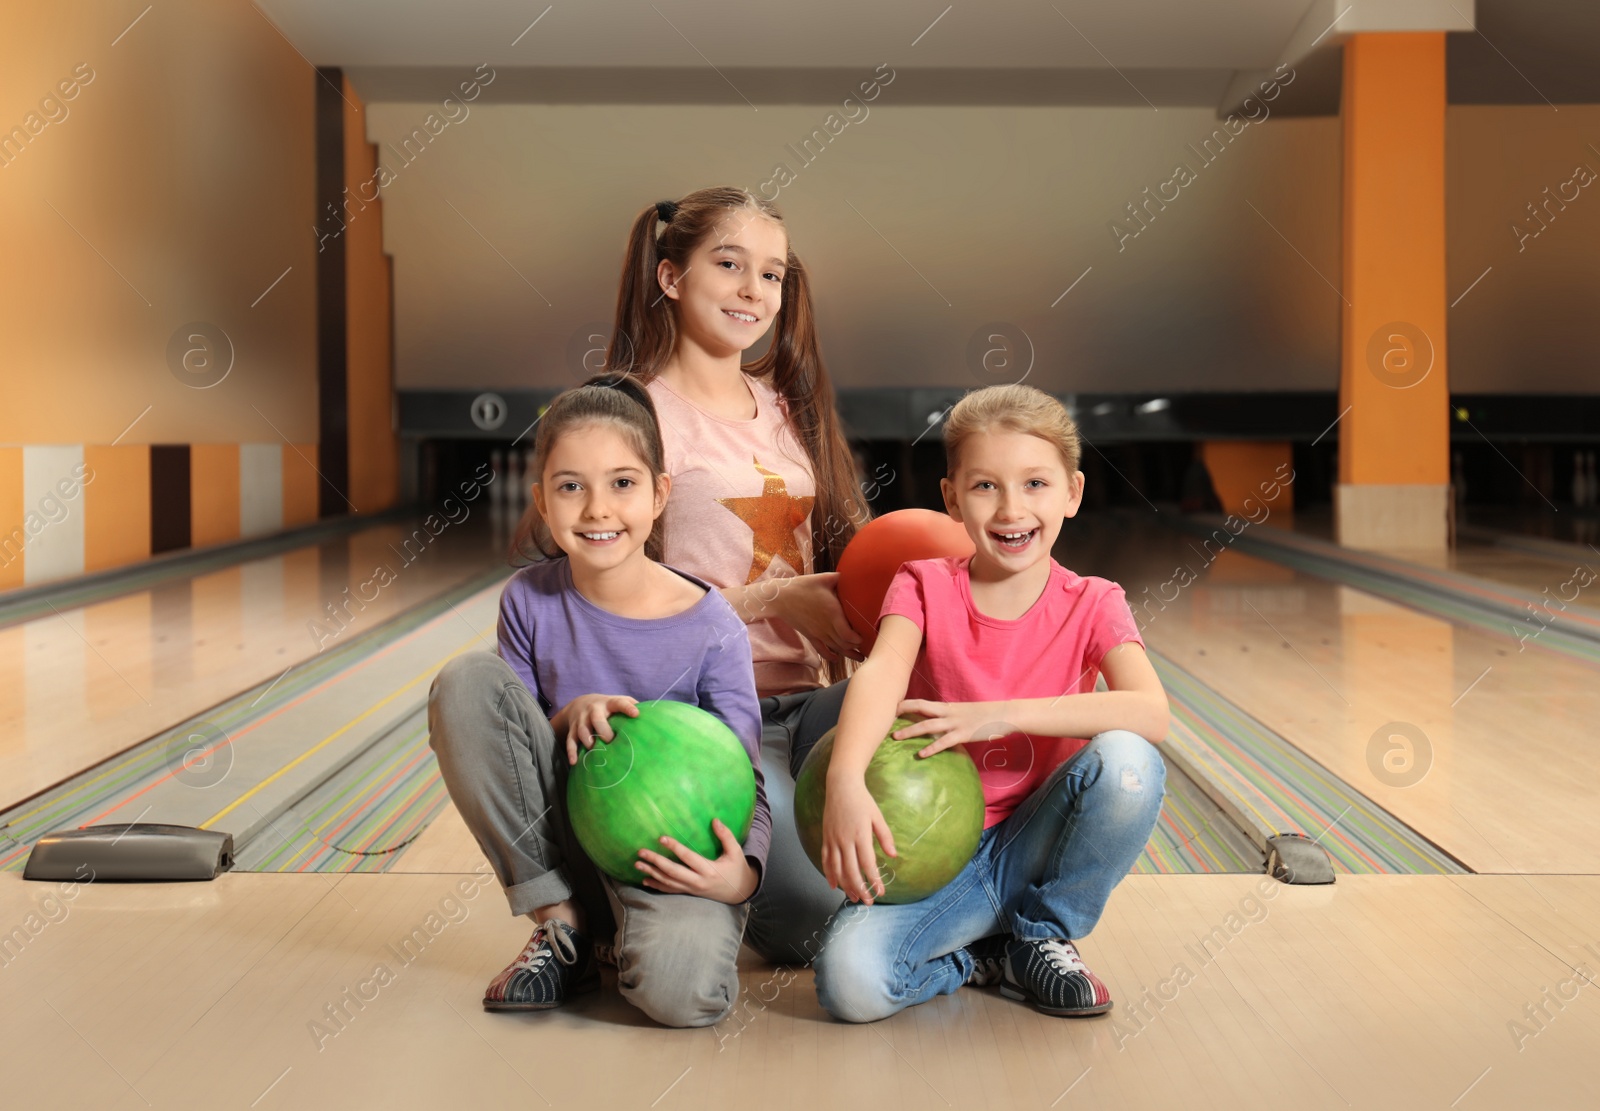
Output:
[149, 445, 191, 555]
[315, 65, 350, 518]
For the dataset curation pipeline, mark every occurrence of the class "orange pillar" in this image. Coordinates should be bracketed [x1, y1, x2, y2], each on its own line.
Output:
[1337, 33, 1450, 551]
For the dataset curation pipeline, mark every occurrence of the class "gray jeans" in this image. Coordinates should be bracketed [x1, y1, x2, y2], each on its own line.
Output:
[744, 680, 851, 966]
[427, 651, 749, 1028]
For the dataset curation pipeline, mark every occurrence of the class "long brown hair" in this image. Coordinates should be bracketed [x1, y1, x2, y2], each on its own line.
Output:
[508, 373, 668, 566]
[605, 187, 865, 682]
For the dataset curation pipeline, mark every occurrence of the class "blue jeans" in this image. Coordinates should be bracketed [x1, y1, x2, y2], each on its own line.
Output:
[813, 730, 1165, 1023]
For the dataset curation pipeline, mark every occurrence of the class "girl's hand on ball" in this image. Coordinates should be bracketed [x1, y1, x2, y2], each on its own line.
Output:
[819, 780, 897, 905]
[773, 573, 864, 664]
[894, 699, 1003, 758]
[635, 819, 757, 904]
[560, 694, 639, 765]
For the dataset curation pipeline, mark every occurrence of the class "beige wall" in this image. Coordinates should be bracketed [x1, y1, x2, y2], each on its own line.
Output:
[1446, 104, 1600, 394]
[365, 99, 1600, 396]
[365, 101, 1344, 394]
[0, 0, 317, 446]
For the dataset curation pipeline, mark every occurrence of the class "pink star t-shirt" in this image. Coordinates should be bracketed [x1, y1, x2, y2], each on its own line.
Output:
[880, 555, 1145, 827]
[647, 373, 826, 697]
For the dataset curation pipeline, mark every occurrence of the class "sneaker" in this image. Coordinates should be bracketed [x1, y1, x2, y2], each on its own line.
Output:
[1000, 937, 1113, 1016]
[482, 919, 599, 1012]
[964, 933, 1010, 987]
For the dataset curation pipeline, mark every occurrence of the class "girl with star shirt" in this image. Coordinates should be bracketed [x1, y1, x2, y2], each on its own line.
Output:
[568, 187, 869, 965]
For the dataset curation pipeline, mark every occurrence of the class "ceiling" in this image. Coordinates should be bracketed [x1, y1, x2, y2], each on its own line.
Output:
[253, 1, 1305, 71]
[254, 0, 1600, 112]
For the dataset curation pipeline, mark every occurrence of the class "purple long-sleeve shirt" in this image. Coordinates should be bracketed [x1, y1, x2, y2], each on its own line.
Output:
[496, 556, 771, 890]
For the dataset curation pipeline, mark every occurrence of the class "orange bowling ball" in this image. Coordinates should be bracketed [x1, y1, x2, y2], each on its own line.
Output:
[836, 509, 975, 651]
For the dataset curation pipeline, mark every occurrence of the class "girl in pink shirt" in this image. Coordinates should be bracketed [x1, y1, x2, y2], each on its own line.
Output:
[812, 384, 1170, 1022]
[588, 187, 868, 963]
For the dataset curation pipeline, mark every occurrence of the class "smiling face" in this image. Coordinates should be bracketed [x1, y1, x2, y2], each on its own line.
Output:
[657, 209, 788, 355]
[940, 428, 1084, 577]
[531, 421, 669, 575]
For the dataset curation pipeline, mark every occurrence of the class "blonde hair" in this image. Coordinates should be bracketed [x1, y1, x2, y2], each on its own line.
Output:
[943, 384, 1082, 476]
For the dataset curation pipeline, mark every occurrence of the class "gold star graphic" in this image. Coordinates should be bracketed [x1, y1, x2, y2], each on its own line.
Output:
[718, 456, 814, 583]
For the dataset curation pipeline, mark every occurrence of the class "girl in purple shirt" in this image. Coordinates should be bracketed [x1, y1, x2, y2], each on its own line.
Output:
[427, 374, 769, 1028]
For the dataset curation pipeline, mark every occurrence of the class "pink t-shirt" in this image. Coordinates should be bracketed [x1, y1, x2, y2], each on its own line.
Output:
[880, 555, 1145, 827]
[646, 373, 826, 697]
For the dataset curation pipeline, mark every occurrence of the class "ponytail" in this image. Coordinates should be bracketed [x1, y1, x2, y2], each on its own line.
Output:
[605, 187, 868, 683]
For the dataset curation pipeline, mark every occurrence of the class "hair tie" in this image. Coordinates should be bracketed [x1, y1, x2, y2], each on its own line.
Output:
[655, 199, 678, 223]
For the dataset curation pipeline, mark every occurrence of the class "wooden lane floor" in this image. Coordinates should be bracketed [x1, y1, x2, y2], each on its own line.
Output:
[0, 517, 1270, 880]
[1209, 505, 1600, 612]
[1462, 506, 1600, 551]
[1444, 541, 1598, 602]
[1, 868, 1594, 1109]
[0, 579, 505, 875]
[1058, 511, 1600, 874]
[0, 517, 513, 812]
[1453, 521, 1600, 600]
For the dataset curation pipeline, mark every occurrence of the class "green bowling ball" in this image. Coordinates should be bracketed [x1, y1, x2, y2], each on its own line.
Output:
[793, 719, 986, 904]
[566, 700, 756, 885]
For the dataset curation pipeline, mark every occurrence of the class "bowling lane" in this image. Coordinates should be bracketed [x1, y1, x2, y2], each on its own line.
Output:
[1059, 509, 1600, 874]
[0, 515, 510, 811]
[1270, 506, 1600, 602]
[1451, 519, 1600, 605]
[1463, 505, 1600, 550]
[1446, 537, 1598, 600]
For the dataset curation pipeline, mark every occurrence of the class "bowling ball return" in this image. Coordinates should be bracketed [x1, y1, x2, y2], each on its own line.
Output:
[23, 823, 234, 882]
